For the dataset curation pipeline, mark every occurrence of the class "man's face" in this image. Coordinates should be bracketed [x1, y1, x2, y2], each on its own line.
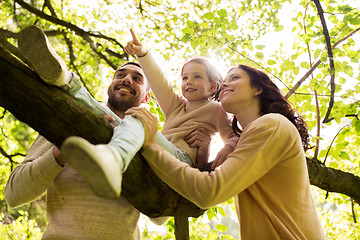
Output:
[107, 64, 149, 112]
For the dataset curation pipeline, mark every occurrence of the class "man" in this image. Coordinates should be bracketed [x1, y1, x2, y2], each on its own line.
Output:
[5, 26, 201, 239]
[4, 66, 148, 239]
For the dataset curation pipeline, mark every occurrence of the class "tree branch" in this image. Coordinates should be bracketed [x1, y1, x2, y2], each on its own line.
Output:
[307, 157, 360, 203]
[313, 90, 320, 159]
[312, 0, 335, 123]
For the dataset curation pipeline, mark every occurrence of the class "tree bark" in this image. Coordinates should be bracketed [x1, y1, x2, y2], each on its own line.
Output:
[307, 157, 360, 202]
[175, 217, 190, 240]
[0, 44, 205, 218]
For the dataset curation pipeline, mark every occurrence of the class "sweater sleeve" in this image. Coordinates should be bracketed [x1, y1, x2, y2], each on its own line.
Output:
[5, 135, 64, 208]
[137, 52, 184, 117]
[141, 114, 295, 209]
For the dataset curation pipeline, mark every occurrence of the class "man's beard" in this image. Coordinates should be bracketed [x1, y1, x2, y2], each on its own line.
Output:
[107, 94, 141, 112]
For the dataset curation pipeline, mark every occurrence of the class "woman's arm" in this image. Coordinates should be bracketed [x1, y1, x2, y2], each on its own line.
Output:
[5, 135, 64, 207]
[128, 108, 295, 209]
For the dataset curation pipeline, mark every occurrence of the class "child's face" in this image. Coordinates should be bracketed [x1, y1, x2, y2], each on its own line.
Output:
[181, 62, 216, 102]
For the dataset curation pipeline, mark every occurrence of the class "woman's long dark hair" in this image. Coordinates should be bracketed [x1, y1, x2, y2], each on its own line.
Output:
[231, 65, 309, 151]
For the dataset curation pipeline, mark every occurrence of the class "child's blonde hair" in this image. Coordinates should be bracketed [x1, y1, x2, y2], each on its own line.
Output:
[181, 57, 223, 101]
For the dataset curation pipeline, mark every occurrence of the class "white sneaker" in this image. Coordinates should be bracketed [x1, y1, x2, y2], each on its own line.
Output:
[18, 26, 72, 87]
[61, 136, 122, 199]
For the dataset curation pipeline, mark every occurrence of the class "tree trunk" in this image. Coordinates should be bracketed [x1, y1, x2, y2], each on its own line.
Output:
[175, 217, 190, 240]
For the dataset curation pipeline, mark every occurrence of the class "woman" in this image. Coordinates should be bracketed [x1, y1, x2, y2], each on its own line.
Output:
[126, 65, 325, 239]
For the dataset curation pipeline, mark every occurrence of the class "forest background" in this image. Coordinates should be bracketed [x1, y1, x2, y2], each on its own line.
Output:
[0, 0, 359, 239]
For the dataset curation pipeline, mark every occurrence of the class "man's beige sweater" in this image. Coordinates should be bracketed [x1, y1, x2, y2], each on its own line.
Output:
[5, 136, 140, 239]
[142, 114, 325, 239]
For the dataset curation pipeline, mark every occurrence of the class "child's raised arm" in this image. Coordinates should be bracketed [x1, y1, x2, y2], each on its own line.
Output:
[124, 29, 148, 57]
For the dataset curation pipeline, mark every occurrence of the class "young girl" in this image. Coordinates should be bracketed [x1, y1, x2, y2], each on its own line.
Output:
[125, 29, 238, 168]
[127, 65, 325, 239]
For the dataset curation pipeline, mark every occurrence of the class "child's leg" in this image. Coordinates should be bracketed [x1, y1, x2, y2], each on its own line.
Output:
[61, 118, 194, 200]
[154, 132, 193, 166]
[18, 26, 72, 88]
[61, 115, 145, 199]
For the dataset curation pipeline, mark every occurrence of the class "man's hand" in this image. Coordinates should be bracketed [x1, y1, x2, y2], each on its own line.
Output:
[125, 107, 158, 147]
[102, 114, 116, 128]
[124, 29, 148, 57]
[53, 146, 65, 167]
[184, 128, 212, 168]
[211, 144, 234, 170]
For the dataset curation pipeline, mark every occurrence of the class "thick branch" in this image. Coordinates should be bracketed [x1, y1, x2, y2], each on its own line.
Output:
[307, 158, 360, 203]
[0, 44, 205, 218]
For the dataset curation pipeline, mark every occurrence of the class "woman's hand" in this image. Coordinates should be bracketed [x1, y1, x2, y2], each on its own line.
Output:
[124, 29, 148, 57]
[211, 144, 234, 170]
[125, 107, 158, 147]
[184, 127, 213, 168]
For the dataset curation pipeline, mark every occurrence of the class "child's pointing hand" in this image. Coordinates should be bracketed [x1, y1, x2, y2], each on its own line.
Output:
[124, 29, 148, 57]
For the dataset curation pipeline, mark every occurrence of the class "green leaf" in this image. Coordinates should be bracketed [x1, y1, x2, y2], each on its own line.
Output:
[186, 20, 196, 28]
[329, 15, 338, 24]
[206, 208, 216, 220]
[203, 12, 215, 20]
[314, 49, 322, 59]
[218, 207, 225, 216]
[216, 224, 228, 232]
[230, 23, 238, 30]
[339, 77, 346, 84]
[200, 22, 209, 28]
[190, 38, 199, 48]
[255, 45, 265, 50]
[267, 59, 276, 65]
[181, 27, 194, 34]
[293, 67, 299, 75]
[227, 34, 235, 42]
[180, 33, 191, 42]
[280, 60, 295, 71]
[300, 62, 309, 69]
[344, 65, 353, 76]
[275, 25, 284, 32]
[255, 52, 264, 59]
[354, 119, 360, 132]
[217, 9, 227, 18]
[349, 17, 360, 25]
[339, 151, 351, 160]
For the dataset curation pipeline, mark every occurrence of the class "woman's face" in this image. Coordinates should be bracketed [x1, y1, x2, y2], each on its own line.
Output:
[220, 67, 259, 114]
